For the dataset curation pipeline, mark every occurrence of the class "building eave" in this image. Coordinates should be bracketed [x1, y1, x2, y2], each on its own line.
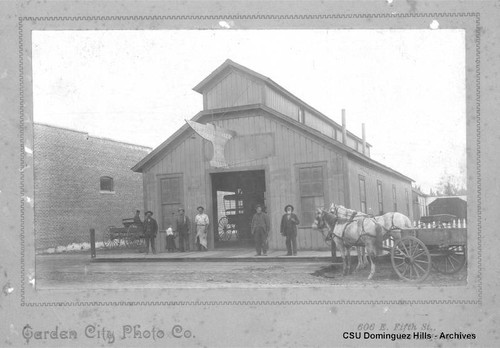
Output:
[193, 59, 371, 148]
[135, 104, 412, 182]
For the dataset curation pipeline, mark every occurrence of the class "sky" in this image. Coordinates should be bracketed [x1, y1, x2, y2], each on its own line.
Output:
[32, 29, 466, 193]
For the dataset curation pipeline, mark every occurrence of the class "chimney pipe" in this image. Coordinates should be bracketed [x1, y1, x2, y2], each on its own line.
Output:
[342, 109, 347, 145]
[362, 123, 367, 155]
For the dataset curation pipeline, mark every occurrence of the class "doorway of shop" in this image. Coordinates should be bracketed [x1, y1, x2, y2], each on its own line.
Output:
[210, 170, 266, 248]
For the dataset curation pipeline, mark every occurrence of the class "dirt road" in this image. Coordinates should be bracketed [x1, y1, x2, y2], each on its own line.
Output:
[36, 253, 467, 290]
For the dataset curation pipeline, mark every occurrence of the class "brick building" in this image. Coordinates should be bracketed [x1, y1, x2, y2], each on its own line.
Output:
[34, 123, 151, 251]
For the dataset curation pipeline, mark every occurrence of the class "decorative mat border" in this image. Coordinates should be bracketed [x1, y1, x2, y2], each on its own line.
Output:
[19, 12, 481, 307]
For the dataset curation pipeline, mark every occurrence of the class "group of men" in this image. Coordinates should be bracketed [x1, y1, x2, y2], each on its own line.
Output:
[250, 203, 300, 256]
[133, 206, 210, 254]
[133, 203, 301, 256]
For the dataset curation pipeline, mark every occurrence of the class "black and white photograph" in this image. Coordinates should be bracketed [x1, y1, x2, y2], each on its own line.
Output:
[32, 29, 467, 289]
[1, 1, 499, 347]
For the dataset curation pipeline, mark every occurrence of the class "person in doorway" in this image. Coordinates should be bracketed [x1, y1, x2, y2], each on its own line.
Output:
[166, 225, 176, 252]
[143, 211, 158, 254]
[195, 206, 209, 251]
[175, 208, 191, 252]
[133, 210, 142, 225]
[280, 204, 300, 256]
[251, 204, 270, 256]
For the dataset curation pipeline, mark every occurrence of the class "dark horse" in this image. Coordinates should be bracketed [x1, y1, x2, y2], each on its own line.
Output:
[312, 207, 384, 280]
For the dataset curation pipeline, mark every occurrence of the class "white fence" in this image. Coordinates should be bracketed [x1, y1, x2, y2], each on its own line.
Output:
[381, 219, 467, 250]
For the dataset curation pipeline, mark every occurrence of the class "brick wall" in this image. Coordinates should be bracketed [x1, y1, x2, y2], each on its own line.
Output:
[34, 124, 150, 250]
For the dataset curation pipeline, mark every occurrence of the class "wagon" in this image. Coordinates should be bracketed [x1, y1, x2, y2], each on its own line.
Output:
[388, 217, 467, 283]
[217, 193, 244, 241]
[103, 218, 145, 249]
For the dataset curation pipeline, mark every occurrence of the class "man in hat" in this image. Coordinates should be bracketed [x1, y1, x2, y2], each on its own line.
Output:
[175, 207, 191, 252]
[143, 211, 158, 254]
[251, 204, 270, 256]
[280, 204, 300, 256]
[194, 206, 209, 251]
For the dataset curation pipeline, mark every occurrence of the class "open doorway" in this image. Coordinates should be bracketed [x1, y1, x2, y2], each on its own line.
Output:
[211, 170, 266, 248]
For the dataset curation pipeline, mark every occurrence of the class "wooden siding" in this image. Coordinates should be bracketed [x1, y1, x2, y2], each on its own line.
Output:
[264, 86, 301, 121]
[347, 157, 413, 220]
[304, 110, 336, 139]
[206, 70, 262, 110]
[142, 111, 347, 250]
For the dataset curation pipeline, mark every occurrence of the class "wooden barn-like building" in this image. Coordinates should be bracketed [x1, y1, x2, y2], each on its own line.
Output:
[132, 60, 414, 251]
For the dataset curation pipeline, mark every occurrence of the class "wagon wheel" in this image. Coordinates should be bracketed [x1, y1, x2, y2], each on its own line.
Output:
[218, 216, 232, 241]
[125, 224, 145, 248]
[391, 236, 431, 283]
[432, 245, 467, 274]
[103, 226, 120, 249]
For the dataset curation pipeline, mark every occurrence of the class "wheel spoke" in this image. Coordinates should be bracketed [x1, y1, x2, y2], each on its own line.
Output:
[413, 260, 427, 274]
[413, 258, 430, 264]
[412, 264, 421, 279]
[401, 242, 411, 257]
[412, 250, 427, 259]
[399, 263, 409, 277]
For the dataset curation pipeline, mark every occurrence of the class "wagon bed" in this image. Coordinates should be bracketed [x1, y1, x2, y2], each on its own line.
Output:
[103, 218, 145, 249]
[389, 223, 467, 282]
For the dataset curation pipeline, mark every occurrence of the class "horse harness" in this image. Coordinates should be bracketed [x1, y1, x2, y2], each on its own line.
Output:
[328, 208, 377, 248]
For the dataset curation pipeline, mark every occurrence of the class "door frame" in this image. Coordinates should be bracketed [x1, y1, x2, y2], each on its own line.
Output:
[207, 164, 270, 250]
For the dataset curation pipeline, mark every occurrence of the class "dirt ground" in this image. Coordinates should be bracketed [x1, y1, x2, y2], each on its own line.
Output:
[36, 253, 467, 289]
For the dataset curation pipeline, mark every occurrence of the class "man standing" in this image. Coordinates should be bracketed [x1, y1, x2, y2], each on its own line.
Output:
[133, 210, 142, 225]
[251, 204, 270, 256]
[280, 204, 300, 256]
[143, 211, 158, 254]
[195, 206, 209, 251]
[175, 208, 191, 252]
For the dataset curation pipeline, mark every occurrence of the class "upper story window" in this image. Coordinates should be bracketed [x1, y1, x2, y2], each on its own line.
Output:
[359, 175, 367, 213]
[405, 189, 410, 215]
[299, 109, 305, 124]
[377, 180, 384, 215]
[100, 176, 114, 193]
[392, 184, 398, 212]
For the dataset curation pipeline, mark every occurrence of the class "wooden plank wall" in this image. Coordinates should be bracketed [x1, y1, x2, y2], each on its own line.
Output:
[215, 113, 345, 250]
[264, 86, 301, 121]
[143, 111, 349, 250]
[206, 71, 262, 110]
[347, 157, 414, 220]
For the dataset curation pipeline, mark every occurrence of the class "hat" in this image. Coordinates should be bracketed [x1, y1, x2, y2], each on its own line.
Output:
[145, 211, 153, 215]
[178, 207, 185, 212]
[255, 204, 263, 209]
[197, 206, 204, 211]
[284, 204, 294, 212]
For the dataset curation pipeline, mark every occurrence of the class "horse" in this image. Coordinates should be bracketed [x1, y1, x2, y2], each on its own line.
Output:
[328, 204, 412, 270]
[312, 207, 384, 280]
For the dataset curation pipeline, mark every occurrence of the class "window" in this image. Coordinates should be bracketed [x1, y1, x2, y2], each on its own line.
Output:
[299, 109, 305, 124]
[160, 175, 183, 229]
[359, 175, 367, 213]
[377, 180, 384, 215]
[405, 189, 410, 215]
[392, 184, 397, 211]
[299, 165, 325, 225]
[100, 176, 114, 192]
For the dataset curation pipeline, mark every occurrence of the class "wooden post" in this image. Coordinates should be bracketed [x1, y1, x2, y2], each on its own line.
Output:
[342, 109, 347, 145]
[90, 228, 96, 259]
[362, 123, 367, 155]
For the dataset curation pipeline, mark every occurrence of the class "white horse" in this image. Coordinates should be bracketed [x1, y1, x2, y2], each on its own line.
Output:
[328, 204, 411, 271]
[313, 207, 384, 280]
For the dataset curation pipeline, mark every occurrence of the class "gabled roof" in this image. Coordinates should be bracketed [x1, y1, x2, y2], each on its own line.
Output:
[193, 59, 371, 148]
[131, 104, 413, 183]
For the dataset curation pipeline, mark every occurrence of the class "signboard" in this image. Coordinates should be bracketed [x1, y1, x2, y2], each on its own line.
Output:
[186, 120, 236, 167]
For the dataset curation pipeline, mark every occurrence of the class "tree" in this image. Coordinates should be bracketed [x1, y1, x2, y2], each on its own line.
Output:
[435, 171, 466, 196]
